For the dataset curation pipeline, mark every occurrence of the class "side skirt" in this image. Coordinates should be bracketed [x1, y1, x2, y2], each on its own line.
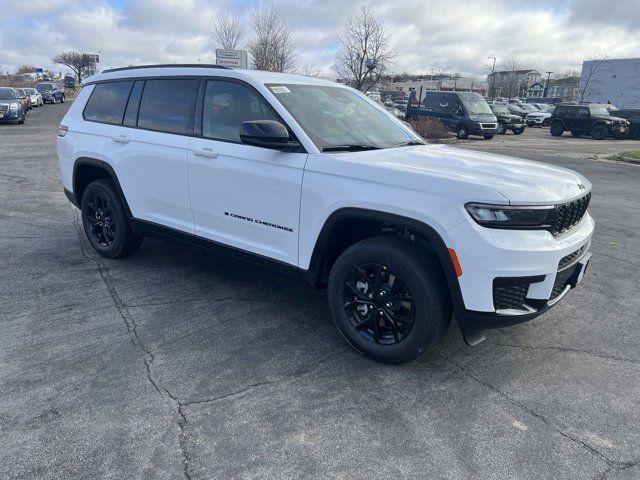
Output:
[129, 218, 311, 283]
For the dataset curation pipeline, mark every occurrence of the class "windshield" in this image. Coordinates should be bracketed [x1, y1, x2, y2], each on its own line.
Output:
[491, 104, 509, 114]
[0, 89, 15, 100]
[458, 93, 492, 115]
[24, 88, 36, 94]
[590, 106, 610, 116]
[266, 84, 422, 151]
[36, 84, 54, 92]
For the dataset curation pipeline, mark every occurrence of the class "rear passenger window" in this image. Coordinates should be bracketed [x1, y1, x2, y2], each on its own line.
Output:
[83, 81, 133, 125]
[137, 79, 197, 135]
[201, 80, 278, 143]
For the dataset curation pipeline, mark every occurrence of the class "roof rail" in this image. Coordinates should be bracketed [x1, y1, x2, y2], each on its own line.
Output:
[101, 64, 232, 73]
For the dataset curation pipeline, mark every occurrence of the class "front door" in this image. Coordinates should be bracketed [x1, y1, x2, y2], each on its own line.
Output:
[187, 79, 306, 266]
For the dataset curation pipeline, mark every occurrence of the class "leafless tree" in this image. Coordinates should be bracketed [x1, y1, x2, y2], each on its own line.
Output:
[248, 7, 295, 72]
[298, 64, 322, 77]
[578, 55, 608, 103]
[51, 51, 94, 82]
[210, 10, 246, 51]
[336, 6, 394, 93]
[498, 57, 523, 99]
[16, 65, 35, 75]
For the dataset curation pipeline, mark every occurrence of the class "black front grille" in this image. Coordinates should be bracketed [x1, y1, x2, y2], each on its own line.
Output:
[550, 193, 590, 236]
[0, 105, 8, 114]
[558, 245, 587, 270]
[493, 283, 529, 310]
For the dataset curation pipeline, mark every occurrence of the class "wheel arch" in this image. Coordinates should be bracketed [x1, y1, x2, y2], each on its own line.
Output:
[72, 158, 133, 217]
[305, 207, 464, 311]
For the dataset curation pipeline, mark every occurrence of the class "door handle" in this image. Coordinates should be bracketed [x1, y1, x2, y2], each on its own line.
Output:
[112, 135, 130, 144]
[193, 148, 219, 159]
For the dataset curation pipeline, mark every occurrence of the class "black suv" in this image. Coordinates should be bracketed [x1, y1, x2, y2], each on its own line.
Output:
[490, 103, 526, 135]
[614, 109, 640, 139]
[35, 82, 65, 104]
[550, 104, 629, 140]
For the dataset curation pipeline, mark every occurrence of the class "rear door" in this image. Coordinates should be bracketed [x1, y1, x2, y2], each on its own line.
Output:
[187, 78, 306, 266]
[574, 107, 591, 133]
[98, 77, 198, 233]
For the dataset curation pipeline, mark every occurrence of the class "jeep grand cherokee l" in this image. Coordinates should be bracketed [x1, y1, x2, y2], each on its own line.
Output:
[57, 65, 594, 363]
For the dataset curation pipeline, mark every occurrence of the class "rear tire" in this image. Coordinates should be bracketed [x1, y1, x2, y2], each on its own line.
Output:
[328, 236, 451, 364]
[571, 131, 581, 137]
[80, 179, 143, 259]
[550, 122, 564, 136]
[591, 124, 607, 140]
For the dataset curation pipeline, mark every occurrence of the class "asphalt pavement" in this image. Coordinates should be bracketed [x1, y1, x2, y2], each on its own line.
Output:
[1, 103, 639, 479]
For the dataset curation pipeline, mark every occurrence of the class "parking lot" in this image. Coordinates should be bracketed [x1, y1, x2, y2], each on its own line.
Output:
[2, 103, 640, 479]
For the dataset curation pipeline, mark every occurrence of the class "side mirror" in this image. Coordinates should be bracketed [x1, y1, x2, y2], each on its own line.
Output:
[240, 120, 299, 151]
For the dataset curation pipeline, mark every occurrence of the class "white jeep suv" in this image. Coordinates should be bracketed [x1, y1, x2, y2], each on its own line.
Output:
[57, 65, 594, 363]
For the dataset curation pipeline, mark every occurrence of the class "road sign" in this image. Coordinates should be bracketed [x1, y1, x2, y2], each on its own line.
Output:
[34, 67, 43, 73]
[215, 49, 247, 69]
[85, 54, 100, 63]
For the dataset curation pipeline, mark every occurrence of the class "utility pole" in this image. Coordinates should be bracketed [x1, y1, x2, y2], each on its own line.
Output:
[543, 71, 553, 97]
[487, 56, 496, 98]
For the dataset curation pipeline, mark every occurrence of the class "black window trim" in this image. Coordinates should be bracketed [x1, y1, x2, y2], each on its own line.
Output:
[195, 76, 304, 151]
[82, 79, 135, 127]
[80, 75, 305, 152]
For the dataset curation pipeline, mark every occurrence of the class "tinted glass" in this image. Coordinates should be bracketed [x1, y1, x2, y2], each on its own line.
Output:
[202, 80, 278, 142]
[138, 79, 197, 135]
[0, 88, 15, 100]
[268, 84, 420, 150]
[84, 81, 133, 125]
[123, 80, 144, 127]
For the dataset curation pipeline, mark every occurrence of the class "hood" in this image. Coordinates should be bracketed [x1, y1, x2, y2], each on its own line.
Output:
[607, 115, 628, 123]
[321, 144, 591, 205]
[0, 99, 16, 105]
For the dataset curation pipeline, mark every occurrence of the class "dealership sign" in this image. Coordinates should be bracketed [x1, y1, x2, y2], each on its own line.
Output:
[215, 49, 248, 69]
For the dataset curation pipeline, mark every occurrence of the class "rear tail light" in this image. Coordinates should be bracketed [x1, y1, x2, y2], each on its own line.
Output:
[58, 125, 69, 137]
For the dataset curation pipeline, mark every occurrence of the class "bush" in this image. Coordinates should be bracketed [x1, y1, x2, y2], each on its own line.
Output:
[409, 117, 451, 141]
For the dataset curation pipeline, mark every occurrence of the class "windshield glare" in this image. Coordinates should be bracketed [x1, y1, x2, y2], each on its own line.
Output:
[0, 89, 15, 100]
[590, 106, 610, 116]
[36, 84, 54, 91]
[266, 84, 421, 150]
[459, 93, 492, 115]
[491, 105, 509, 114]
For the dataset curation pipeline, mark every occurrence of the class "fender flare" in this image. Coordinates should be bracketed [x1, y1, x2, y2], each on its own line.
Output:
[306, 207, 465, 313]
[72, 157, 133, 218]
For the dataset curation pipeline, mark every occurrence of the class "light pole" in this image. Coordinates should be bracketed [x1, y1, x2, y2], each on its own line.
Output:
[487, 56, 496, 98]
[543, 71, 553, 97]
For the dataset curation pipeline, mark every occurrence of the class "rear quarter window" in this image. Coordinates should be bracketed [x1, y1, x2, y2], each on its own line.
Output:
[83, 81, 134, 125]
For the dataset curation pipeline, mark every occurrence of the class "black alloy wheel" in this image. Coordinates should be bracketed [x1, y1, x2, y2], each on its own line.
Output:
[497, 123, 506, 134]
[343, 263, 416, 345]
[85, 193, 116, 247]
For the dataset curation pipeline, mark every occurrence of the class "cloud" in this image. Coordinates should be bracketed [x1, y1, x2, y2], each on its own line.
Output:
[0, 0, 638, 79]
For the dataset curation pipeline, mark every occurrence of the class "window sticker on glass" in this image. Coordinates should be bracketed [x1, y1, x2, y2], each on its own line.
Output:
[270, 86, 291, 94]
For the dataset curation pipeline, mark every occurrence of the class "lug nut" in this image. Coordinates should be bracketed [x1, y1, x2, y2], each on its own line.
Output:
[385, 302, 392, 308]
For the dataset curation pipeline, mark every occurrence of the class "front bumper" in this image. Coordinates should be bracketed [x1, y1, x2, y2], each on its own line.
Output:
[469, 122, 499, 135]
[444, 212, 595, 330]
[0, 108, 21, 121]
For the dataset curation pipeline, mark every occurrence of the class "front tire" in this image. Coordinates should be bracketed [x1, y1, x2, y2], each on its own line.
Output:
[61, 95, 65, 103]
[456, 125, 469, 140]
[328, 236, 451, 363]
[483, 134, 494, 140]
[81, 179, 143, 258]
[591, 124, 608, 140]
[497, 123, 506, 135]
[550, 122, 564, 136]
[513, 127, 525, 135]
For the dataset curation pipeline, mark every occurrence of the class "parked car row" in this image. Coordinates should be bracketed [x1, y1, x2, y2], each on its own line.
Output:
[0, 82, 66, 125]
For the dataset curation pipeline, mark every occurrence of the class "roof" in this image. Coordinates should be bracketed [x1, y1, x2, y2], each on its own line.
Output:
[490, 69, 540, 75]
[83, 64, 340, 88]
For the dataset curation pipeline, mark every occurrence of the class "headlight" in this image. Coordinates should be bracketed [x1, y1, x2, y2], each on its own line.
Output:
[9, 103, 19, 111]
[465, 203, 554, 228]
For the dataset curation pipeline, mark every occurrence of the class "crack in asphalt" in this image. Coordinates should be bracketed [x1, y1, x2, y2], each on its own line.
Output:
[439, 353, 626, 477]
[70, 206, 342, 480]
[493, 342, 640, 366]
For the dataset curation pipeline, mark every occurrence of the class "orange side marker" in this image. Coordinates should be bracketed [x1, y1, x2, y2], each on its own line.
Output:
[448, 248, 462, 277]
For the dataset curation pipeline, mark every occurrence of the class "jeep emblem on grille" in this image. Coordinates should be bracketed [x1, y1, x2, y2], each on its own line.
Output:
[577, 183, 586, 190]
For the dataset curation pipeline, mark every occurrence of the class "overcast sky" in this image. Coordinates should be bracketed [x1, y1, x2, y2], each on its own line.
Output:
[1, 0, 638, 79]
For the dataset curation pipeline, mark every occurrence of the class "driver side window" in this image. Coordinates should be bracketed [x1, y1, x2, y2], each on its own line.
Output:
[202, 80, 278, 143]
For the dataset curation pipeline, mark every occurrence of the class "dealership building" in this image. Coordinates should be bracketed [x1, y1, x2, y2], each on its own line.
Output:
[579, 57, 640, 108]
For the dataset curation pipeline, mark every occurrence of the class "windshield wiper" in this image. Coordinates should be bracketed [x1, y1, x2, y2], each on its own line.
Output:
[392, 140, 426, 147]
[321, 144, 381, 152]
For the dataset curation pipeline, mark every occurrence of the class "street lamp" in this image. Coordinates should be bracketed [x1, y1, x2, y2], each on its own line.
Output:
[487, 56, 496, 98]
[543, 71, 553, 97]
